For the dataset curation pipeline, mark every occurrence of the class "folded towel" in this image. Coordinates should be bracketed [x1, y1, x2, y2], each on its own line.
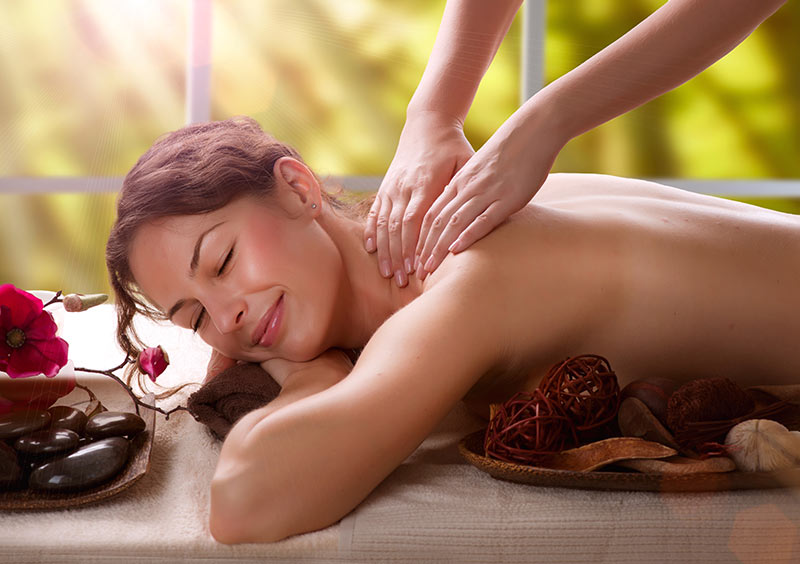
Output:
[186, 363, 281, 440]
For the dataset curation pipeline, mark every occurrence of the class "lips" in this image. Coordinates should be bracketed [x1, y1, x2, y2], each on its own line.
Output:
[251, 294, 284, 347]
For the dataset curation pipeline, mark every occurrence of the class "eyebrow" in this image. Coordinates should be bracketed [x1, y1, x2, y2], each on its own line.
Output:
[166, 221, 224, 321]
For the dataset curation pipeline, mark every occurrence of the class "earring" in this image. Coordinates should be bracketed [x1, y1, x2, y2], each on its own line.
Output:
[311, 203, 317, 209]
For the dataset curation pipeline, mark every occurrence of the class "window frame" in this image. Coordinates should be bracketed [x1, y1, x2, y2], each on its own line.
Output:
[0, 0, 797, 197]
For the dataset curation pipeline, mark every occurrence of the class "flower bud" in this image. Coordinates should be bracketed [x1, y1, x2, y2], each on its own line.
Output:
[137, 345, 170, 382]
[63, 293, 108, 312]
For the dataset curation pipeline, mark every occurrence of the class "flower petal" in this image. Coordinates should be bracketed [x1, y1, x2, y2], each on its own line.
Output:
[5, 336, 69, 378]
[138, 345, 170, 381]
[24, 310, 59, 341]
[0, 285, 43, 328]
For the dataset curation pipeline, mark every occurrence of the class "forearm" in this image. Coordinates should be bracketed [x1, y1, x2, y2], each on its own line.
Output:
[407, 0, 522, 123]
[208, 289, 499, 543]
[532, 0, 786, 144]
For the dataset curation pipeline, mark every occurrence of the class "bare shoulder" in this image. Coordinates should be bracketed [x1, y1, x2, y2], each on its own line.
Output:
[208, 267, 512, 543]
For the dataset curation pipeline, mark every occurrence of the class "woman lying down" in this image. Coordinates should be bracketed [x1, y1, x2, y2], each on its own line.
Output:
[105, 117, 800, 543]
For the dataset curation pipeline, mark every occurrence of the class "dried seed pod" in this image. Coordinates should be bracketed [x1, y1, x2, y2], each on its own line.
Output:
[536, 437, 676, 472]
[617, 397, 681, 450]
[724, 419, 800, 472]
[617, 455, 735, 475]
[620, 377, 679, 427]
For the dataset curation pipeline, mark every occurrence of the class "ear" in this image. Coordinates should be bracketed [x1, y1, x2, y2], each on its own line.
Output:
[272, 157, 321, 218]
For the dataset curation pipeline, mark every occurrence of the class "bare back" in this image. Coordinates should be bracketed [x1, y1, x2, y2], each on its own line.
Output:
[428, 174, 800, 415]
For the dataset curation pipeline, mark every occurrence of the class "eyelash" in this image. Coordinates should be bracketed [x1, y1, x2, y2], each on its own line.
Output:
[192, 247, 235, 333]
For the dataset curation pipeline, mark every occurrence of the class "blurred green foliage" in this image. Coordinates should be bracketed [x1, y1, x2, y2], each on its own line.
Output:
[0, 0, 797, 295]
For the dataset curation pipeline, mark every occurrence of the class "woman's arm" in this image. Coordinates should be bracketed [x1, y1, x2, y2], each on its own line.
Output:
[414, 0, 788, 277]
[364, 0, 522, 286]
[214, 349, 354, 443]
[208, 279, 502, 543]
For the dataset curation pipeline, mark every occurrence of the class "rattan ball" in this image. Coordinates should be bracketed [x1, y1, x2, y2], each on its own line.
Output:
[666, 377, 755, 449]
[484, 389, 578, 465]
[538, 354, 621, 439]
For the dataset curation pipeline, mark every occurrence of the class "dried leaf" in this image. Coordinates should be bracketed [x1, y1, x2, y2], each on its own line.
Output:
[536, 437, 676, 472]
[618, 397, 681, 450]
[617, 455, 735, 475]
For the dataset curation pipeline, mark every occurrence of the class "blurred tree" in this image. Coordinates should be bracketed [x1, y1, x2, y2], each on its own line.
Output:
[0, 0, 797, 294]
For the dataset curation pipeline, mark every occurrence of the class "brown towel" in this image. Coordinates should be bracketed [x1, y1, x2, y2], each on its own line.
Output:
[187, 363, 281, 440]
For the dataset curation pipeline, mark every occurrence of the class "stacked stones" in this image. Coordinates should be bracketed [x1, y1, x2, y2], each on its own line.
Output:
[0, 407, 145, 493]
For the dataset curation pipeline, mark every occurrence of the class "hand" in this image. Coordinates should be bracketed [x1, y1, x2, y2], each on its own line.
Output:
[364, 111, 474, 287]
[414, 113, 562, 279]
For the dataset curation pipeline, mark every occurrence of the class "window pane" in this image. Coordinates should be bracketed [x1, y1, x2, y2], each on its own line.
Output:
[546, 0, 800, 179]
[210, 0, 520, 176]
[0, 0, 186, 177]
[0, 192, 116, 294]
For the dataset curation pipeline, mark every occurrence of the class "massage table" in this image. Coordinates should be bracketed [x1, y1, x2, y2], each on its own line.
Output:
[1, 304, 797, 563]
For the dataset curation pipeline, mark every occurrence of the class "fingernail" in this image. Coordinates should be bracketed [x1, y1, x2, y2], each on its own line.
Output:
[394, 269, 406, 287]
[448, 240, 461, 253]
[404, 257, 413, 274]
[366, 237, 376, 253]
[423, 256, 435, 272]
[380, 260, 391, 278]
[414, 255, 421, 272]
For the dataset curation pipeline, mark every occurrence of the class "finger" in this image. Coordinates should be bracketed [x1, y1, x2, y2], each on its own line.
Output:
[387, 193, 410, 287]
[421, 195, 487, 276]
[415, 185, 457, 272]
[205, 349, 237, 383]
[449, 200, 515, 255]
[400, 195, 427, 275]
[374, 196, 394, 278]
[363, 195, 381, 253]
[416, 186, 463, 276]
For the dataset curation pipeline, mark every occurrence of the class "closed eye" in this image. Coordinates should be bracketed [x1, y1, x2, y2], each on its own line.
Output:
[193, 246, 234, 333]
[192, 308, 206, 333]
[219, 247, 234, 275]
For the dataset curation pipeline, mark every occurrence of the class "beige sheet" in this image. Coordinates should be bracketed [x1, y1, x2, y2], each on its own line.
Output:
[1, 305, 798, 563]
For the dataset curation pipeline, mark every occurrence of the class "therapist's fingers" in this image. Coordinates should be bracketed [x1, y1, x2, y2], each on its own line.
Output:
[415, 183, 456, 271]
[363, 195, 382, 254]
[374, 196, 394, 279]
[205, 349, 237, 383]
[399, 193, 429, 276]
[386, 192, 411, 287]
[417, 195, 488, 278]
[449, 200, 513, 254]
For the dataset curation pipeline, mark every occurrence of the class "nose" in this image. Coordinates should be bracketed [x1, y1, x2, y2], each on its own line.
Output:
[205, 294, 247, 335]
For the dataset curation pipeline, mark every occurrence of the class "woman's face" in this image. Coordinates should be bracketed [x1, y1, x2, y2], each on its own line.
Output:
[128, 191, 343, 364]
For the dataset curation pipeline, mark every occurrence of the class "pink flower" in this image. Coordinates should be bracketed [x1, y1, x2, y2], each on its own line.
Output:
[0, 284, 69, 379]
[138, 345, 170, 382]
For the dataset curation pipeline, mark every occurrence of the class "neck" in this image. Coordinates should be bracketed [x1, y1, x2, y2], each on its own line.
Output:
[321, 212, 424, 350]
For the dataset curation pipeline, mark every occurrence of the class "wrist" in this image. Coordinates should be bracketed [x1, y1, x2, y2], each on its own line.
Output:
[523, 89, 576, 149]
[496, 94, 570, 160]
[404, 104, 466, 130]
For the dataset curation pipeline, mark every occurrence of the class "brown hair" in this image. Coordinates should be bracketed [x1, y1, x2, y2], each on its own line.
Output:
[106, 117, 370, 394]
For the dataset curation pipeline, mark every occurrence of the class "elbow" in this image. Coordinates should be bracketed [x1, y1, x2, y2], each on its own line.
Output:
[209, 476, 289, 544]
[208, 476, 248, 544]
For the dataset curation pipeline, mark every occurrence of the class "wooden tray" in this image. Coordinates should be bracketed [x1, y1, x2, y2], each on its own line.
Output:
[459, 430, 800, 492]
[0, 394, 156, 510]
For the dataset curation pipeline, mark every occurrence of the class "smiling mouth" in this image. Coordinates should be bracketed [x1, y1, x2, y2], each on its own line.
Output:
[252, 294, 284, 347]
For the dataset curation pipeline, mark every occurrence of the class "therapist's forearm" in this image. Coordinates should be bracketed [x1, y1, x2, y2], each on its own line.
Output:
[527, 0, 786, 147]
[407, 0, 522, 124]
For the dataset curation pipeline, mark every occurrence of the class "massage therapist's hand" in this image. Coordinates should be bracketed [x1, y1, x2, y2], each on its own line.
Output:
[415, 110, 562, 280]
[364, 110, 473, 287]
